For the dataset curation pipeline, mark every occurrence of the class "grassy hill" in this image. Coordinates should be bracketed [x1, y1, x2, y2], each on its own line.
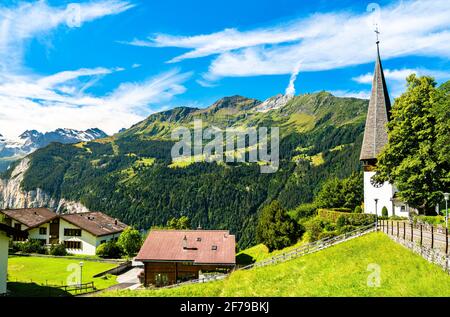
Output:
[3, 92, 368, 248]
[99, 233, 450, 297]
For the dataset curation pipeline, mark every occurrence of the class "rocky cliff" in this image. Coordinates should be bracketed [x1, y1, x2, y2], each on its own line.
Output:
[0, 158, 89, 213]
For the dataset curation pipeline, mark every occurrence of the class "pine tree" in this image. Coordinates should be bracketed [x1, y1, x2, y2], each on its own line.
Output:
[256, 200, 301, 252]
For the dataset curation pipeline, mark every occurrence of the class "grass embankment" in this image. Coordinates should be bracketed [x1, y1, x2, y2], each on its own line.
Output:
[100, 232, 450, 297]
[8, 256, 118, 296]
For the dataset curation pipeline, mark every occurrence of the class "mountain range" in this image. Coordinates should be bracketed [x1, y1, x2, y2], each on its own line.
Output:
[0, 92, 368, 248]
[0, 128, 107, 171]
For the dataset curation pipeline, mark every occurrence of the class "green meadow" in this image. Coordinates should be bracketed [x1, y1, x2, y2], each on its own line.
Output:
[100, 233, 450, 297]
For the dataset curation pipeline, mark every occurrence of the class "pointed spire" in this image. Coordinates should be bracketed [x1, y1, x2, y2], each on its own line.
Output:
[360, 29, 391, 163]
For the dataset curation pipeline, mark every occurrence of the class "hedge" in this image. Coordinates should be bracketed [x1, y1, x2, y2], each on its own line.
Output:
[318, 209, 376, 226]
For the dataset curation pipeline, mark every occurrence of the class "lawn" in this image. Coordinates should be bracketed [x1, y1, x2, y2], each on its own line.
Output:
[100, 232, 450, 297]
[8, 256, 118, 296]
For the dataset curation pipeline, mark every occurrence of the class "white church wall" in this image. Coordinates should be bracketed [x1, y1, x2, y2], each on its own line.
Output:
[363, 171, 395, 216]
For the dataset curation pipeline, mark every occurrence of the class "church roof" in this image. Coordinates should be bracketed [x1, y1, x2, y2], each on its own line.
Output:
[360, 43, 391, 161]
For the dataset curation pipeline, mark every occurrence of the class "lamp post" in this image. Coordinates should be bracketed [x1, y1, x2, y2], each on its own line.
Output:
[374, 198, 379, 230]
[79, 262, 84, 288]
[444, 193, 449, 229]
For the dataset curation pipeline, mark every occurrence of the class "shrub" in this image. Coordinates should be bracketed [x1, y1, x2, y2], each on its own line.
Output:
[381, 207, 388, 217]
[336, 215, 348, 228]
[304, 217, 333, 242]
[96, 241, 123, 259]
[9, 241, 22, 253]
[318, 209, 376, 225]
[289, 203, 317, 221]
[49, 243, 67, 256]
[413, 215, 445, 226]
[354, 206, 362, 213]
[337, 225, 357, 234]
[317, 231, 339, 241]
[19, 240, 46, 254]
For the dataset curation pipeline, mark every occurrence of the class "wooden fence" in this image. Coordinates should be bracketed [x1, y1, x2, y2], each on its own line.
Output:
[380, 220, 449, 255]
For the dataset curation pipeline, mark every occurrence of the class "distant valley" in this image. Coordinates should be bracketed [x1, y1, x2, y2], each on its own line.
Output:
[0, 92, 368, 248]
[0, 128, 107, 171]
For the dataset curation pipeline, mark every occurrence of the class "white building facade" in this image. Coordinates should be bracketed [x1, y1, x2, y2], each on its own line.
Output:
[0, 208, 127, 256]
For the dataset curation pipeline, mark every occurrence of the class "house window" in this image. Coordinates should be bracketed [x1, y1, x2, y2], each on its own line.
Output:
[64, 241, 82, 249]
[211, 245, 218, 250]
[39, 227, 47, 235]
[14, 223, 21, 230]
[64, 228, 82, 237]
[400, 206, 406, 213]
[155, 273, 169, 287]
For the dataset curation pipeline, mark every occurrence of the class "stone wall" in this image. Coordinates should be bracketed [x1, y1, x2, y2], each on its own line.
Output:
[386, 234, 449, 273]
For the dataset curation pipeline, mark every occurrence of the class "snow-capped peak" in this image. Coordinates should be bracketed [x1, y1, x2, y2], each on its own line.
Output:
[254, 94, 293, 113]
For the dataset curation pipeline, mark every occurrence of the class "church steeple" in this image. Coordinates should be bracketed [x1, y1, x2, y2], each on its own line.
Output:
[360, 27, 391, 166]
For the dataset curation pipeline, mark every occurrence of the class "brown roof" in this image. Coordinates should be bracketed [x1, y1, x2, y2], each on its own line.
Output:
[360, 43, 392, 161]
[0, 208, 57, 229]
[0, 223, 28, 238]
[136, 230, 236, 265]
[61, 211, 127, 237]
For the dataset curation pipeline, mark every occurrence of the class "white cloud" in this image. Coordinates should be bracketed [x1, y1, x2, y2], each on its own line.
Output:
[0, 69, 192, 138]
[352, 67, 450, 96]
[0, 0, 134, 73]
[126, 0, 450, 81]
[0, 1, 193, 139]
[329, 90, 371, 100]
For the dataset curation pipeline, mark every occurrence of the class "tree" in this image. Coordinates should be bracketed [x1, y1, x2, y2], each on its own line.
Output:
[315, 172, 363, 210]
[118, 227, 143, 257]
[256, 200, 301, 252]
[167, 216, 191, 230]
[375, 75, 450, 214]
[381, 206, 388, 217]
[96, 241, 123, 259]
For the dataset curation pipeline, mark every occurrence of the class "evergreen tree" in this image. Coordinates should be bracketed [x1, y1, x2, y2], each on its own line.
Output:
[256, 200, 301, 252]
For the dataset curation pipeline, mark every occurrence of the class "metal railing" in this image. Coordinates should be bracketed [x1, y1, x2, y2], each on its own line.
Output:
[238, 223, 376, 271]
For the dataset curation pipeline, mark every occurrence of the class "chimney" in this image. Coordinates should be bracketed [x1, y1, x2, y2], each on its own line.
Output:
[197, 223, 202, 230]
[183, 235, 188, 249]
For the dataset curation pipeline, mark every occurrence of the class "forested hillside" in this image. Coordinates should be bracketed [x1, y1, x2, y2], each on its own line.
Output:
[2, 92, 368, 248]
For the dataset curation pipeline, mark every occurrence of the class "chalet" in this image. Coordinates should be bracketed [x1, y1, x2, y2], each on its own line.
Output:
[0, 223, 26, 295]
[136, 230, 236, 287]
[59, 212, 127, 255]
[0, 209, 127, 256]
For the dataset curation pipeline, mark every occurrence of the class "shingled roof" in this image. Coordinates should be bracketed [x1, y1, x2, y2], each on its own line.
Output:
[360, 43, 391, 161]
[136, 230, 236, 265]
[0, 208, 57, 229]
[60, 211, 127, 237]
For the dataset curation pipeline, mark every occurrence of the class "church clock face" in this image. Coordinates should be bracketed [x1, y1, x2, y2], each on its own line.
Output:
[370, 175, 383, 188]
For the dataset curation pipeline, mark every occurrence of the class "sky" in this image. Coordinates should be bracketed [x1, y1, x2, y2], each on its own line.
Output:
[0, 0, 449, 139]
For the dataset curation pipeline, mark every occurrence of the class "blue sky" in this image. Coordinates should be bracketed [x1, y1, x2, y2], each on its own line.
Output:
[0, 0, 449, 138]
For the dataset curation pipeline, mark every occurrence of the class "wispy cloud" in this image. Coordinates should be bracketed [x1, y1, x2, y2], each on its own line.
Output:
[353, 67, 450, 96]
[0, 0, 134, 73]
[0, 68, 191, 138]
[125, 0, 450, 82]
[0, 1, 192, 138]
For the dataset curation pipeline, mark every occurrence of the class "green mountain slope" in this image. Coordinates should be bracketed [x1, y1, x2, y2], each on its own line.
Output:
[99, 233, 450, 297]
[4, 92, 368, 248]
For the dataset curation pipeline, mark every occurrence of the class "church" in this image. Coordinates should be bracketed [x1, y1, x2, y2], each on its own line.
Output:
[359, 39, 414, 218]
